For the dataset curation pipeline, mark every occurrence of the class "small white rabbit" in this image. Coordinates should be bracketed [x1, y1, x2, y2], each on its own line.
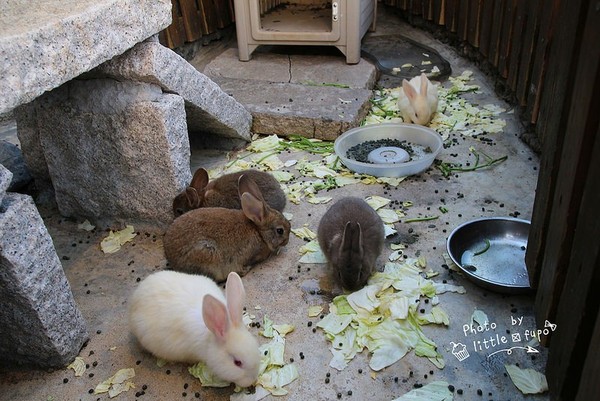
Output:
[128, 271, 260, 387]
[398, 73, 439, 126]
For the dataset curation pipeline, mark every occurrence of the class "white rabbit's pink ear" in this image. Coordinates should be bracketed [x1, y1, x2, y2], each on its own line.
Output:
[225, 272, 246, 327]
[241, 192, 267, 225]
[238, 175, 265, 202]
[190, 168, 210, 191]
[402, 79, 417, 101]
[203, 294, 230, 343]
[420, 73, 428, 96]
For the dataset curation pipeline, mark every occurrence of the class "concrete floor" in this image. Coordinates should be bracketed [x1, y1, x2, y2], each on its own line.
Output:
[1, 6, 549, 401]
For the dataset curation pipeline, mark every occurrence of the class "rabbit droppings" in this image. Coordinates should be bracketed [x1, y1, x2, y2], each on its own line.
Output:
[318, 197, 385, 291]
[173, 168, 286, 217]
[128, 271, 260, 387]
[397, 73, 439, 126]
[164, 174, 291, 282]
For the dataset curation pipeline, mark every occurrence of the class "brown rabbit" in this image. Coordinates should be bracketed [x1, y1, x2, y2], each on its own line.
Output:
[317, 197, 385, 291]
[164, 174, 291, 282]
[172, 168, 286, 217]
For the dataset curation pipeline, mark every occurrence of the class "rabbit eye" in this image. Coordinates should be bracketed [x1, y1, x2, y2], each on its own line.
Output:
[276, 227, 284, 235]
[234, 358, 243, 367]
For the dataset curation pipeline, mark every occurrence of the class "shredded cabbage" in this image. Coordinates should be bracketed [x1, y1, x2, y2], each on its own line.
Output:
[317, 259, 458, 372]
[505, 364, 548, 394]
[391, 381, 453, 401]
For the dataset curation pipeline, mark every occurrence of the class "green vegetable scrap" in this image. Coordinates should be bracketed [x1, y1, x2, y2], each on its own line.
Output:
[317, 258, 465, 372]
[505, 364, 548, 394]
[94, 368, 136, 398]
[100, 225, 136, 254]
[257, 321, 299, 396]
[436, 147, 508, 178]
[188, 361, 231, 388]
[391, 381, 454, 401]
[302, 80, 351, 89]
[471, 309, 490, 327]
[67, 357, 86, 377]
[403, 215, 439, 223]
[190, 318, 299, 398]
[279, 135, 335, 154]
[473, 239, 491, 256]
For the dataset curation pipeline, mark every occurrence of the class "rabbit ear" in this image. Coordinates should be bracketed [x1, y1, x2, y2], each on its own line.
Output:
[238, 174, 265, 202]
[190, 168, 209, 191]
[185, 187, 200, 208]
[420, 73, 428, 96]
[225, 272, 246, 327]
[202, 294, 230, 343]
[402, 79, 417, 101]
[342, 221, 363, 256]
[241, 192, 267, 225]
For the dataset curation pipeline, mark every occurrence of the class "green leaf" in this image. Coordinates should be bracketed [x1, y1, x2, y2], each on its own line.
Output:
[391, 381, 453, 401]
[505, 364, 548, 394]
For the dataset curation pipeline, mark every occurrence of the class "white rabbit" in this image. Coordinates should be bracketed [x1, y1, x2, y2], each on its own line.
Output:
[128, 271, 260, 387]
[397, 73, 439, 126]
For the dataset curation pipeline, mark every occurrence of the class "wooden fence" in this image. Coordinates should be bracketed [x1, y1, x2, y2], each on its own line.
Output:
[382, 0, 555, 142]
[159, 0, 236, 49]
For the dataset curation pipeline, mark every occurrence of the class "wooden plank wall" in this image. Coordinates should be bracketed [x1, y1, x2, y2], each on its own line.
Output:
[383, 0, 553, 143]
[159, 0, 236, 49]
[158, 0, 287, 48]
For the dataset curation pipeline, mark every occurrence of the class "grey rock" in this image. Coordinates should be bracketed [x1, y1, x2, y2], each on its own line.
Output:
[0, 140, 32, 190]
[14, 104, 54, 200]
[0, 192, 88, 368]
[0, 0, 172, 114]
[0, 164, 13, 204]
[32, 78, 191, 228]
[95, 41, 252, 144]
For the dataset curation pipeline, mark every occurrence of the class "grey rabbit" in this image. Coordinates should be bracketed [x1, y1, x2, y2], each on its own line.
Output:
[317, 197, 385, 291]
[172, 168, 286, 217]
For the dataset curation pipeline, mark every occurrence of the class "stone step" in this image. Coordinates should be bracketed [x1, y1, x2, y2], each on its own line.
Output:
[203, 48, 378, 140]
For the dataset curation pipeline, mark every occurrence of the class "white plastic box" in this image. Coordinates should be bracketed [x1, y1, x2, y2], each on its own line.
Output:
[233, 0, 377, 64]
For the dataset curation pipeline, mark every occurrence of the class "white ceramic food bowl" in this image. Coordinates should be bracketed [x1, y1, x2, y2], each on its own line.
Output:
[334, 123, 443, 177]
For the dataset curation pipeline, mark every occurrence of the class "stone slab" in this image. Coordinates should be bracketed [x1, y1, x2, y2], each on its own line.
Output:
[213, 78, 373, 140]
[0, 0, 172, 114]
[32, 79, 191, 228]
[204, 48, 378, 90]
[94, 41, 252, 143]
[0, 164, 12, 204]
[13, 103, 56, 204]
[0, 192, 88, 368]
